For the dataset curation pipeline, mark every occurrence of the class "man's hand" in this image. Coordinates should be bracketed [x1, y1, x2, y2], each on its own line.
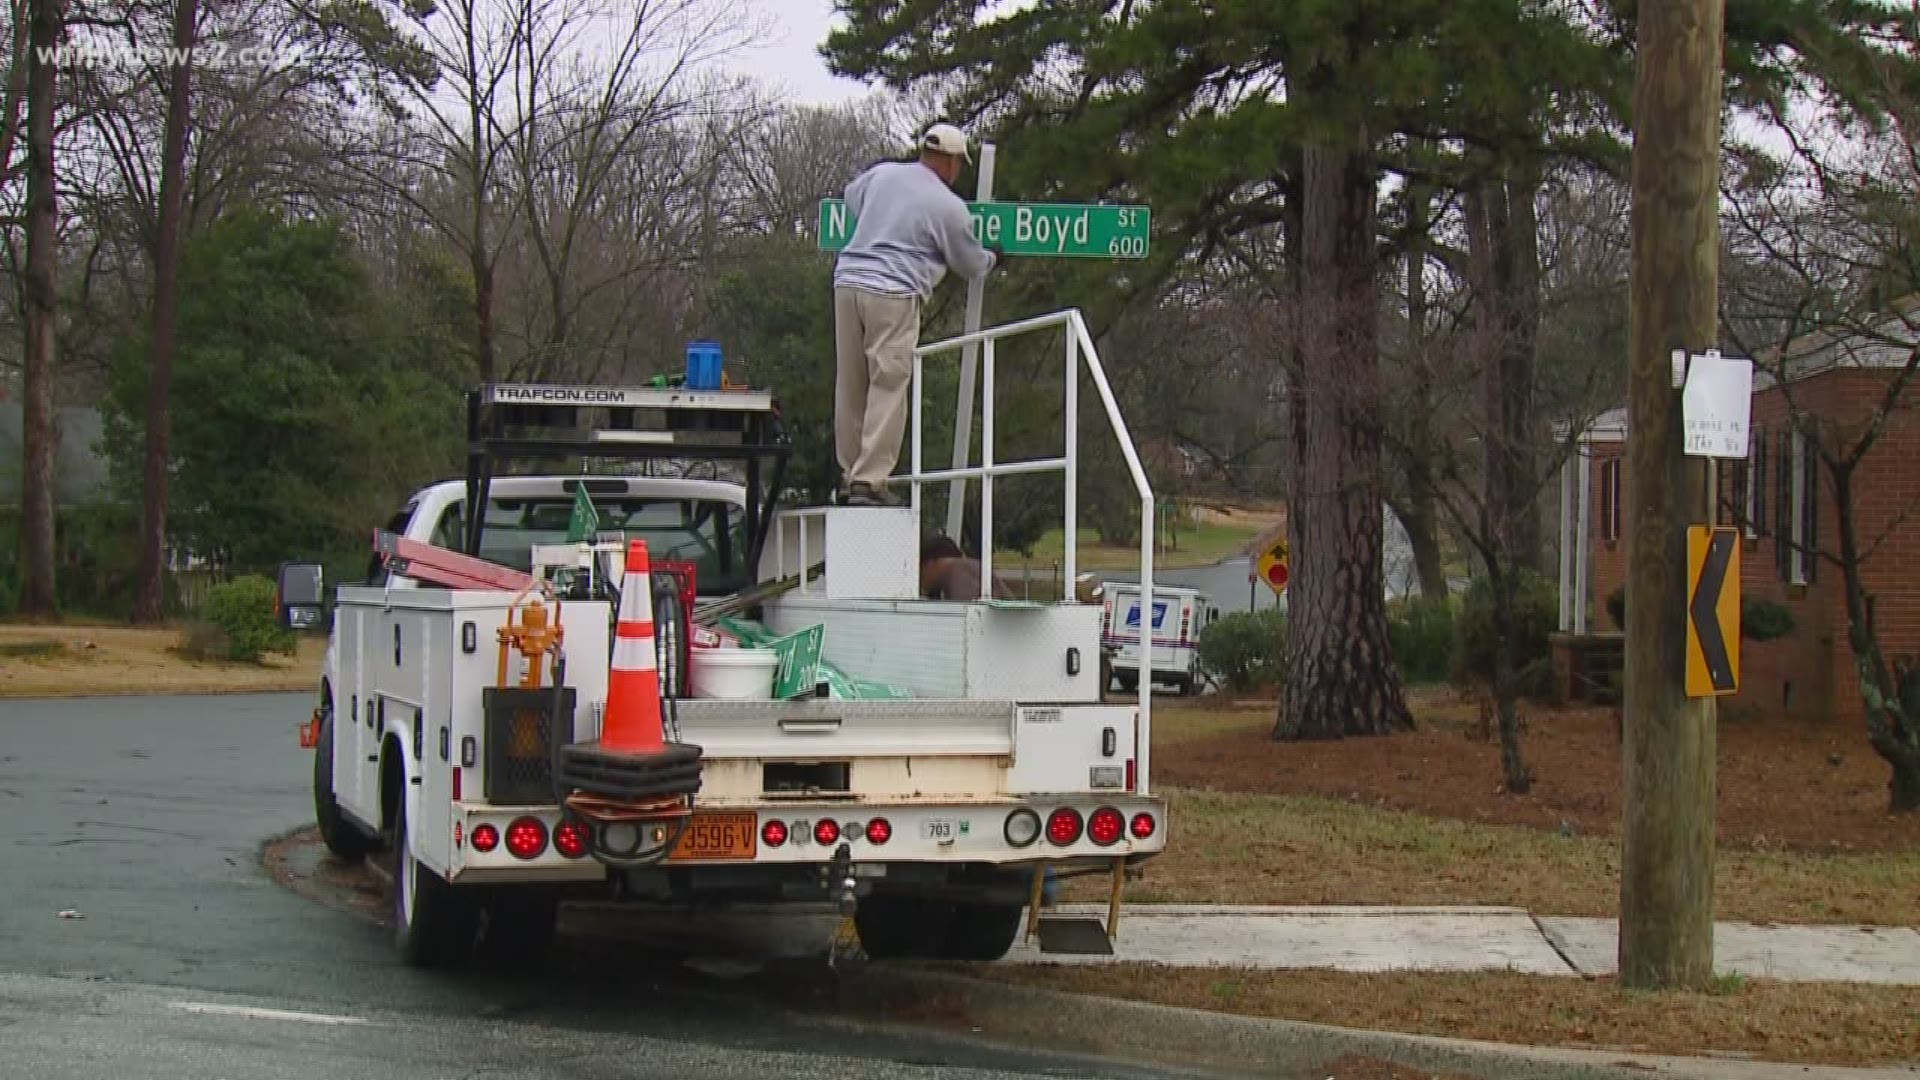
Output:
[986, 243, 1006, 269]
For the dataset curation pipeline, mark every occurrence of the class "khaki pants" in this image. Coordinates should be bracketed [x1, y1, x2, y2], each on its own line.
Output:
[834, 286, 921, 489]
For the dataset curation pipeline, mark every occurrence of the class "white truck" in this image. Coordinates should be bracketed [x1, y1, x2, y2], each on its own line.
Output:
[1101, 582, 1217, 695]
[297, 309, 1169, 969]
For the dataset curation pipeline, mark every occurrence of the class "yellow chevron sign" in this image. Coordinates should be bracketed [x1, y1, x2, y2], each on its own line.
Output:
[1686, 525, 1741, 697]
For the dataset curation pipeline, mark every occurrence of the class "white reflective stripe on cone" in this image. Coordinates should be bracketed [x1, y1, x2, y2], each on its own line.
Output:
[611, 637, 657, 672]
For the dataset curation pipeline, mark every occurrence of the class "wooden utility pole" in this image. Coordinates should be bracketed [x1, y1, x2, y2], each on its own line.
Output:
[1620, 0, 1725, 990]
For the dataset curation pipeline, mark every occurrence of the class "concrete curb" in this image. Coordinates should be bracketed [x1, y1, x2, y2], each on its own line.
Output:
[838, 964, 1920, 1080]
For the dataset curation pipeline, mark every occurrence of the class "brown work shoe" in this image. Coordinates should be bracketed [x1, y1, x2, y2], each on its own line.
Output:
[846, 481, 903, 507]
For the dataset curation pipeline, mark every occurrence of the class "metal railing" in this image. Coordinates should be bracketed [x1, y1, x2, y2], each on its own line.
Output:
[905, 308, 1158, 794]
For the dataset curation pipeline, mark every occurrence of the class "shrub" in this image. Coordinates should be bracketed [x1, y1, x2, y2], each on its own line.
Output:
[1198, 608, 1286, 693]
[1743, 597, 1795, 642]
[1388, 593, 1456, 684]
[1452, 569, 1559, 699]
[202, 575, 297, 663]
[1607, 586, 1626, 631]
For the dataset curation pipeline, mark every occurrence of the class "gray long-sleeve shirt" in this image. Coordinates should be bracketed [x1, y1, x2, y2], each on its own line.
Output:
[832, 161, 997, 299]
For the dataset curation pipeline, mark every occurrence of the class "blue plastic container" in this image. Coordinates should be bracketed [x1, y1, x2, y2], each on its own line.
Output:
[686, 339, 723, 390]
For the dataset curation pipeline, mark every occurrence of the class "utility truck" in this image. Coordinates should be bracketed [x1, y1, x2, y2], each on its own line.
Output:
[297, 310, 1167, 968]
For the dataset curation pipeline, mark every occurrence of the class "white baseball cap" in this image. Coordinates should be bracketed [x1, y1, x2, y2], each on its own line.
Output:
[921, 123, 972, 162]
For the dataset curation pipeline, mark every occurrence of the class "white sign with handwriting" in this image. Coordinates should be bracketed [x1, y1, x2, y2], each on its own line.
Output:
[1682, 353, 1753, 458]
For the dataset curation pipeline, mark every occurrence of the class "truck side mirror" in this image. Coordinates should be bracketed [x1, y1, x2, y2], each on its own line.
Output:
[277, 563, 325, 630]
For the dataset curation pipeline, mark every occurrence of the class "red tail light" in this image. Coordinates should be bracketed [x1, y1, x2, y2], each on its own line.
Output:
[553, 820, 589, 859]
[452, 767, 462, 801]
[762, 820, 789, 847]
[1130, 812, 1156, 839]
[505, 817, 547, 859]
[814, 819, 841, 845]
[1126, 758, 1136, 791]
[471, 823, 499, 852]
[1046, 808, 1083, 845]
[1088, 807, 1124, 846]
[865, 818, 891, 844]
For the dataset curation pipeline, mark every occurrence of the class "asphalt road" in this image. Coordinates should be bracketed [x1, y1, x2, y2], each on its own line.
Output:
[0, 693, 1229, 1080]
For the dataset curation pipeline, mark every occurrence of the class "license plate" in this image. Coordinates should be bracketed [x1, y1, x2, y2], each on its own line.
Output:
[921, 818, 956, 841]
[669, 812, 757, 860]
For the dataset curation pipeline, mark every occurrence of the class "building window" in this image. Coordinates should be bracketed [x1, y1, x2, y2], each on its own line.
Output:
[1599, 456, 1622, 543]
[1780, 427, 1817, 585]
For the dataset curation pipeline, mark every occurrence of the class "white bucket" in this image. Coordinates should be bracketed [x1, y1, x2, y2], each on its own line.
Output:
[689, 646, 780, 699]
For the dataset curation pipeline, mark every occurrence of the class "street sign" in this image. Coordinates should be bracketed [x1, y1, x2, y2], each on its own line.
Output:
[818, 198, 1150, 259]
[1685, 525, 1740, 697]
[1254, 536, 1290, 596]
[1681, 351, 1753, 458]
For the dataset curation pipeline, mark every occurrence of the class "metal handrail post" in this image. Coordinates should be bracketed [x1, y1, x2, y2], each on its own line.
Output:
[1064, 325, 1079, 593]
[981, 337, 996, 587]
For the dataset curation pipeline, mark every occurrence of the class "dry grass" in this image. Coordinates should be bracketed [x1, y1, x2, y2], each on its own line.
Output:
[1068, 785, 1920, 926]
[977, 966, 1920, 1068]
[0, 623, 324, 698]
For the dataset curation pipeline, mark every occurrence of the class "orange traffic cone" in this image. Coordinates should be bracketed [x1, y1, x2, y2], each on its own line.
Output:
[603, 538, 666, 754]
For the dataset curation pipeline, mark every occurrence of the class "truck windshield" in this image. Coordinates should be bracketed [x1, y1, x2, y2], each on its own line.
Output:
[431, 496, 748, 594]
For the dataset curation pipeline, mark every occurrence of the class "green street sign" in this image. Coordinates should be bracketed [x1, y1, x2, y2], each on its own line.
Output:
[818, 198, 1149, 259]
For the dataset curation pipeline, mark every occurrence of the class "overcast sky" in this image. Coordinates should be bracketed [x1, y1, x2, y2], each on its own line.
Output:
[730, 1, 872, 105]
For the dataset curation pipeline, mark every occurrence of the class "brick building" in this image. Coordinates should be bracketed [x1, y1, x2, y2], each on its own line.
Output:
[1554, 314, 1920, 726]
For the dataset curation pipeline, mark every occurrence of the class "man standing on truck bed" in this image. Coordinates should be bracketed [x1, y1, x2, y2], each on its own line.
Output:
[833, 123, 999, 507]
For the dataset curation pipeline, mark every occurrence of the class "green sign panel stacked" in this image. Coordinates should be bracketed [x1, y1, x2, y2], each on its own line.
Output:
[818, 198, 1150, 259]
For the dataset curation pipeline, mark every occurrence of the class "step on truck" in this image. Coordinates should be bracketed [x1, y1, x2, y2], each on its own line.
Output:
[296, 309, 1167, 968]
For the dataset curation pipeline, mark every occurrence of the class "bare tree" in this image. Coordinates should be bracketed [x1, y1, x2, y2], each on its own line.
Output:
[129, 0, 200, 624]
[1723, 107, 1920, 811]
[16, 0, 65, 619]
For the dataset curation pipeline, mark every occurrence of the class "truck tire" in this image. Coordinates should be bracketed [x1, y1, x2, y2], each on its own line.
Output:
[390, 795, 477, 968]
[312, 701, 373, 863]
[853, 894, 950, 959]
[477, 890, 559, 971]
[939, 901, 1024, 961]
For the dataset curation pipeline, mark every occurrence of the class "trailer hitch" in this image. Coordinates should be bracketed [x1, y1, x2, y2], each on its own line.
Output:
[825, 841, 860, 973]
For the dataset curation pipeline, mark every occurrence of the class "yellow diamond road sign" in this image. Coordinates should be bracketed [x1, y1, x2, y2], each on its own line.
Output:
[1686, 525, 1740, 697]
[1254, 536, 1290, 596]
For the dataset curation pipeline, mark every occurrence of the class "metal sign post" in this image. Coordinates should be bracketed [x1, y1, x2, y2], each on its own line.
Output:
[948, 143, 995, 542]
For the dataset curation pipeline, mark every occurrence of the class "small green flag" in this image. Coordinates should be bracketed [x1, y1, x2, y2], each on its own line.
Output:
[566, 485, 600, 542]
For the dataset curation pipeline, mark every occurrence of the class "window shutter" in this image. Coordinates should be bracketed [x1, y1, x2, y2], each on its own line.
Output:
[1776, 429, 1791, 581]
[1803, 432, 1818, 584]
[1754, 435, 1767, 534]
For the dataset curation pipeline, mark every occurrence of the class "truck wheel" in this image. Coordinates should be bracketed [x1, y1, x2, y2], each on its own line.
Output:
[854, 894, 950, 959]
[477, 890, 559, 971]
[312, 701, 373, 863]
[390, 796, 476, 968]
[938, 901, 1024, 961]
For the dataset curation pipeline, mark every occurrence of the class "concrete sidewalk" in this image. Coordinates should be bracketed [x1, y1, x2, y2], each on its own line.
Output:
[1005, 904, 1920, 986]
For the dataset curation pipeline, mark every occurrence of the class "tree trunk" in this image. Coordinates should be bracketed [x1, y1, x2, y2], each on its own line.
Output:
[1399, 187, 1449, 600]
[131, 0, 201, 625]
[1274, 135, 1414, 741]
[473, 252, 496, 383]
[1, 0, 28, 177]
[1469, 169, 1544, 577]
[1490, 566, 1533, 793]
[16, 0, 63, 620]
